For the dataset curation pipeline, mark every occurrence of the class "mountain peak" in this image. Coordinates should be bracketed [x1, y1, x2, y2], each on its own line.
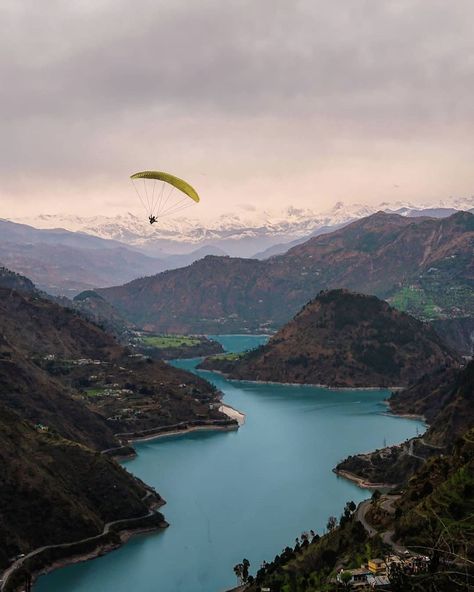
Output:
[11, 196, 474, 257]
[97, 211, 474, 333]
[201, 289, 459, 388]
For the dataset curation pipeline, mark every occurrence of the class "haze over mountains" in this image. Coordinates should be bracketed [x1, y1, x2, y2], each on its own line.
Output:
[0, 219, 225, 296]
[3, 197, 472, 297]
[96, 211, 474, 333]
[13, 196, 474, 257]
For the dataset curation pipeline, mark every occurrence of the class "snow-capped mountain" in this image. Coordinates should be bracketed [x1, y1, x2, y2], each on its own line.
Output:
[14, 196, 474, 258]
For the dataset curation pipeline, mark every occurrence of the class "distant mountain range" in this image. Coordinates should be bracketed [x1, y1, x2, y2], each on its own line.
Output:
[0, 219, 226, 296]
[4, 197, 473, 297]
[13, 196, 474, 257]
[96, 211, 474, 333]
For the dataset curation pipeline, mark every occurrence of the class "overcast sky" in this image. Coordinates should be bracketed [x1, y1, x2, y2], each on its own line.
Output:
[2, 0, 474, 219]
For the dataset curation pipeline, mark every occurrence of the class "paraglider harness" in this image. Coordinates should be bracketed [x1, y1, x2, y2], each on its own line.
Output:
[131, 171, 200, 225]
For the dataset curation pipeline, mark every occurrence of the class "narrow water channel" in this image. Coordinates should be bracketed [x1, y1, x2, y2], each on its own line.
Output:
[37, 335, 424, 592]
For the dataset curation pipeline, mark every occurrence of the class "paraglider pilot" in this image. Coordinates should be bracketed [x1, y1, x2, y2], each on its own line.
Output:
[131, 171, 200, 225]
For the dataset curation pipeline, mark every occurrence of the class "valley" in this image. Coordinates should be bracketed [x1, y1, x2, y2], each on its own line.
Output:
[95, 211, 474, 333]
[5, 5, 474, 590]
[34, 336, 424, 592]
[0, 208, 472, 592]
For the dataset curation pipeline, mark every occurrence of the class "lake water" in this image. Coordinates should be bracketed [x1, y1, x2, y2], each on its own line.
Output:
[37, 335, 424, 592]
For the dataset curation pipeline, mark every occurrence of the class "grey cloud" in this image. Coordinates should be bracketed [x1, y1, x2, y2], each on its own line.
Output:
[4, 0, 474, 120]
[1, 0, 474, 212]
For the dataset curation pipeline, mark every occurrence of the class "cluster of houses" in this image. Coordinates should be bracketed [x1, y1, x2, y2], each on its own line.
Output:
[43, 354, 105, 366]
[337, 554, 430, 589]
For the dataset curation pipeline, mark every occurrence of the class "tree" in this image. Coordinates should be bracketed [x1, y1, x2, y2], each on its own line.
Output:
[327, 515, 338, 532]
[234, 559, 251, 584]
[233, 563, 243, 584]
[340, 570, 353, 588]
[371, 489, 381, 503]
[242, 558, 250, 583]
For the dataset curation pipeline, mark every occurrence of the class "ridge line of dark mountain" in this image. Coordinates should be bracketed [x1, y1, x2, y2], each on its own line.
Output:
[94, 210, 474, 334]
[335, 359, 473, 489]
[0, 268, 228, 451]
[244, 386, 474, 591]
[199, 288, 461, 388]
[0, 219, 230, 297]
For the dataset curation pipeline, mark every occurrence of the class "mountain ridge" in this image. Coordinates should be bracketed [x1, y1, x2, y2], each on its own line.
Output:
[13, 196, 473, 256]
[199, 289, 460, 387]
[0, 219, 229, 296]
[96, 211, 474, 332]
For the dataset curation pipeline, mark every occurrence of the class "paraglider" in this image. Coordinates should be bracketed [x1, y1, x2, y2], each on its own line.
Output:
[130, 171, 200, 224]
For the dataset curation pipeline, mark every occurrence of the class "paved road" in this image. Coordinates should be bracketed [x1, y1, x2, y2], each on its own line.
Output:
[0, 491, 160, 592]
[379, 494, 400, 515]
[407, 439, 425, 461]
[356, 495, 408, 555]
[356, 500, 377, 537]
[382, 529, 407, 555]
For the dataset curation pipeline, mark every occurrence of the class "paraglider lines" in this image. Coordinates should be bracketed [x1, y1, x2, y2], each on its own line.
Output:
[131, 179, 150, 216]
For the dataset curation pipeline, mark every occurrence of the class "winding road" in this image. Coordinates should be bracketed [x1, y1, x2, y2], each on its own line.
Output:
[0, 491, 162, 592]
[356, 495, 408, 555]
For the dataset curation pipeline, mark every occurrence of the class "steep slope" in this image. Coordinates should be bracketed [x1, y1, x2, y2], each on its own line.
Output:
[246, 427, 474, 592]
[97, 211, 474, 332]
[0, 267, 36, 293]
[430, 316, 474, 357]
[0, 282, 227, 450]
[201, 290, 459, 387]
[0, 287, 121, 361]
[0, 403, 164, 573]
[335, 360, 473, 487]
[0, 291, 120, 450]
[389, 359, 474, 446]
[0, 266, 134, 343]
[393, 427, 474, 561]
[72, 290, 134, 340]
[100, 256, 268, 333]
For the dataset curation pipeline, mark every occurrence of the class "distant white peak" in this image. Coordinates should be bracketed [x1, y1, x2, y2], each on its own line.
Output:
[10, 196, 473, 248]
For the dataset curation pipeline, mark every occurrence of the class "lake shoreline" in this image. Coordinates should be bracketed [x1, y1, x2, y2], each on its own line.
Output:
[219, 402, 246, 425]
[25, 524, 165, 592]
[19, 406, 247, 591]
[129, 423, 239, 444]
[36, 337, 424, 592]
[333, 468, 397, 490]
[198, 368, 404, 391]
[124, 403, 244, 444]
[4, 497, 168, 592]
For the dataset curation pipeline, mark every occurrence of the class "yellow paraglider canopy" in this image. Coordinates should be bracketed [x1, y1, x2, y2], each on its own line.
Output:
[130, 170, 200, 223]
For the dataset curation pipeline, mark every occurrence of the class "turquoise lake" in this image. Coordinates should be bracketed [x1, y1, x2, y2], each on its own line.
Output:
[37, 335, 424, 592]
